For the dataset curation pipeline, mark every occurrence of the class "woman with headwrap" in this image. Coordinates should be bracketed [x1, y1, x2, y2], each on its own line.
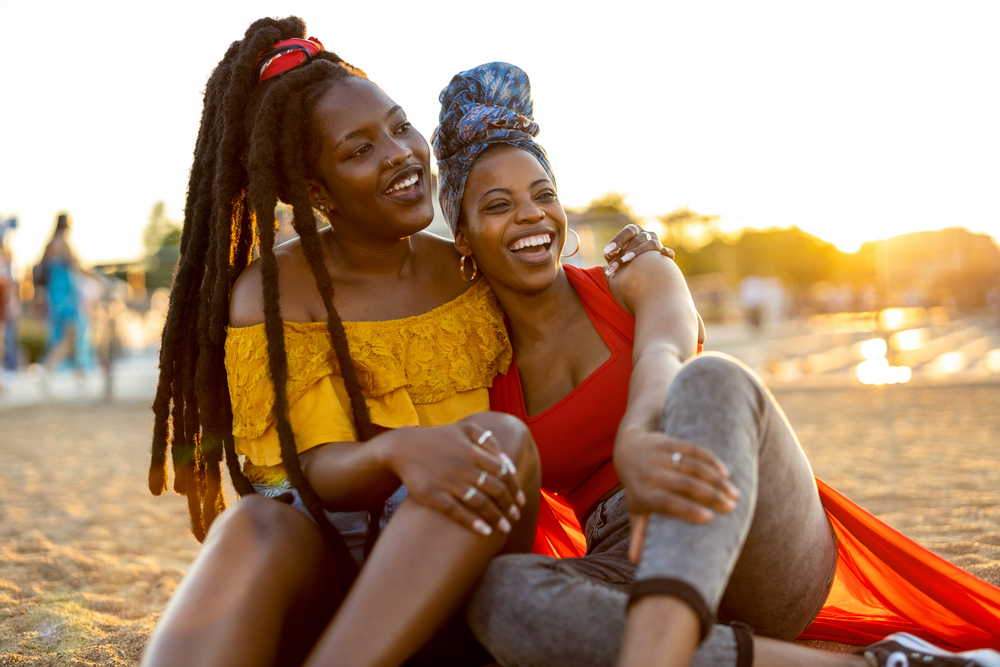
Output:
[433, 62, 1000, 667]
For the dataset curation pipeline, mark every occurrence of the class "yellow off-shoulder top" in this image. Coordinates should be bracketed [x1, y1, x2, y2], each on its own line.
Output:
[224, 280, 511, 473]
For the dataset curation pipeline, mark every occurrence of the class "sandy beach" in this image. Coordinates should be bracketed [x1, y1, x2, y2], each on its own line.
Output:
[1, 383, 999, 665]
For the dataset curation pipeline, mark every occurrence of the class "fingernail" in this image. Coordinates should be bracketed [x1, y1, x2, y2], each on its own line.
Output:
[727, 483, 740, 498]
[603, 241, 617, 257]
[509, 504, 521, 521]
[500, 453, 518, 475]
[698, 509, 713, 522]
[498, 517, 512, 533]
[724, 498, 737, 510]
[472, 519, 493, 536]
[621, 251, 635, 263]
[516, 490, 527, 507]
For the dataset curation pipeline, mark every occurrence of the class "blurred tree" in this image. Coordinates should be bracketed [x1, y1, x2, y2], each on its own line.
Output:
[586, 192, 637, 219]
[143, 202, 181, 291]
[142, 202, 181, 256]
[658, 207, 720, 251]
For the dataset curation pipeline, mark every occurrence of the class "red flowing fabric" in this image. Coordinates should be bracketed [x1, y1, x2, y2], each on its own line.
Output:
[517, 265, 1000, 650]
[532, 477, 1000, 650]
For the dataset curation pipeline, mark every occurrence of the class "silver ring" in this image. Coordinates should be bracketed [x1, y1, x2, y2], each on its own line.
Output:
[641, 231, 653, 242]
[476, 470, 489, 488]
[462, 486, 478, 502]
[498, 452, 518, 477]
[476, 430, 493, 446]
[671, 451, 683, 467]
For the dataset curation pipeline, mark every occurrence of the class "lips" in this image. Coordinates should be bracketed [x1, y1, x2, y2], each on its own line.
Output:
[382, 165, 425, 202]
[508, 233, 552, 251]
[505, 228, 557, 266]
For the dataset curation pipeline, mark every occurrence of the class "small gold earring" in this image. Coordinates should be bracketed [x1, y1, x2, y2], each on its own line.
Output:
[459, 254, 478, 282]
[561, 228, 581, 258]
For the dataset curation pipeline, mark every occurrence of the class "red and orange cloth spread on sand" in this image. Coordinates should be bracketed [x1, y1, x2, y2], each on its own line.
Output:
[492, 265, 1000, 652]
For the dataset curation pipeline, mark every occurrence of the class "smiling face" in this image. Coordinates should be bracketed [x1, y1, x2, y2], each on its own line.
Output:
[455, 144, 567, 295]
[307, 77, 434, 242]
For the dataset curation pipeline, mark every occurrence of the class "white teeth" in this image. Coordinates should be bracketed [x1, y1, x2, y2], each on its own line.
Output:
[508, 233, 552, 251]
[386, 173, 419, 194]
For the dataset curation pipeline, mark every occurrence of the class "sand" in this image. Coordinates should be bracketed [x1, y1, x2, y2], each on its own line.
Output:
[1, 384, 999, 665]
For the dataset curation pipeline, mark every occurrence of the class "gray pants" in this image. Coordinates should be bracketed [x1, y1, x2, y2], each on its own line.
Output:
[466, 353, 838, 667]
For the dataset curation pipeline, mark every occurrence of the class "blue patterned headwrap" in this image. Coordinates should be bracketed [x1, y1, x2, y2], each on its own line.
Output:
[432, 62, 555, 233]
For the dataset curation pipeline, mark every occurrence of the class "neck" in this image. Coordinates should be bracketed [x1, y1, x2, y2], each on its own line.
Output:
[489, 267, 581, 349]
[321, 224, 415, 277]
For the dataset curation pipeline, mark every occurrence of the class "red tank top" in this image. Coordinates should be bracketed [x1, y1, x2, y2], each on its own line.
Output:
[489, 265, 635, 522]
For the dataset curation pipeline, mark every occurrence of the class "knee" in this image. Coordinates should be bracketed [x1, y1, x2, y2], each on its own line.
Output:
[677, 353, 752, 388]
[667, 354, 761, 411]
[204, 494, 324, 569]
[463, 412, 540, 483]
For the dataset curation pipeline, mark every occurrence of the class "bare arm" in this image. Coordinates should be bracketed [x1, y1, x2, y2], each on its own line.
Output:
[607, 254, 738, 560]
[609, 252, 699, 434]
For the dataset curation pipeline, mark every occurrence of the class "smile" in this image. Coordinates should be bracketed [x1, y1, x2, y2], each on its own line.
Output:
[508, 233, 552, 252]
[385, 173, 419, 194]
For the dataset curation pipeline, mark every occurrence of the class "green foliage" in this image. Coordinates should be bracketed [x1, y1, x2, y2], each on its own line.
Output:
[586, 193, 636, 219]
[142, 202, 181, 255]
[142, 202, 181, 291]
[658, 207, 721, 251]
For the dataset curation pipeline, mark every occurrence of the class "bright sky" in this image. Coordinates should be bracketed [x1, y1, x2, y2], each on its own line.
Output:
[1, 1, 997, 269]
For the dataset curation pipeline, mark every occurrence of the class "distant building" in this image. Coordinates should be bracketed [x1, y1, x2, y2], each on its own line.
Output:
[565, 208, 635, 269]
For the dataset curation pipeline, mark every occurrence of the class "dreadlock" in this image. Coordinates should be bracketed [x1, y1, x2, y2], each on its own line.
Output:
[149, 16, 383, 591]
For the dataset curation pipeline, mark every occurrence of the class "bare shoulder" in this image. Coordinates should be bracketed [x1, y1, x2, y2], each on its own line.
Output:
[229, 240, 311, 328]
[411, 230, 472, 293]
[608, 252, 689, 313]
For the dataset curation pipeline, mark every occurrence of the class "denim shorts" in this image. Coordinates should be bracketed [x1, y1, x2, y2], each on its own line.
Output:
[253, 480, 409, 568]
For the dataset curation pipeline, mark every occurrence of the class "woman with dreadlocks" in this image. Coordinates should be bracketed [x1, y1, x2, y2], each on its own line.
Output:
[139, 17, 560, 667]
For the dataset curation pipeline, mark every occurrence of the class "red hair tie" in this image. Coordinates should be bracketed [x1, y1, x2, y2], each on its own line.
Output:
[257, 37, 324, 83]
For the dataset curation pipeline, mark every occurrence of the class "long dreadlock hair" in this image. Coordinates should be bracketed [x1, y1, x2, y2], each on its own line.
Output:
[149, 16, 383, 590]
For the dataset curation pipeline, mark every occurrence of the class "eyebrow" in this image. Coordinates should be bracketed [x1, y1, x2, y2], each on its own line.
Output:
[336, 105, 405, 149]
[477, 178, 552, 203]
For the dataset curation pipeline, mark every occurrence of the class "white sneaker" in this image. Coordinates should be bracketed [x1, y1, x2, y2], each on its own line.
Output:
[858, 633, 1000, 667]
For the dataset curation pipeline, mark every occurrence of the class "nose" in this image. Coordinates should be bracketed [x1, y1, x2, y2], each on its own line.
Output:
[384, 137, 412, 169]
[514, 198, 546, 224]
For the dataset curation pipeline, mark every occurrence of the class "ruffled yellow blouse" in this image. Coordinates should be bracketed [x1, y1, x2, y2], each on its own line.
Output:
[224, 280, 511, 470]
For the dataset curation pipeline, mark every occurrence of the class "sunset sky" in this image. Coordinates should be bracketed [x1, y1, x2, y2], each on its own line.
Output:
[1, 0, 997, 268]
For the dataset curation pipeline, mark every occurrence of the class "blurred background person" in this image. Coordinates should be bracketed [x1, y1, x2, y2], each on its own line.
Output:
[0, 216, 19, 391]
[35, 213, 92, 378]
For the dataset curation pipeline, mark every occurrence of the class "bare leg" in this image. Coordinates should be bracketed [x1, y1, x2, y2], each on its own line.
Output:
[303, 412, 541, 667]
[42, 323, 76, 372]
[618, 597, 699, 667]
[141, 495, 340, 667]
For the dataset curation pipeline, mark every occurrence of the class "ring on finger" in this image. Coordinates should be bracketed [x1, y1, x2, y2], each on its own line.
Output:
[462, 486, 478, 502]
[497, 452, 517, 477]
[641, 231, 653, 242]
[475, 470, 489, 488]
[476, 430, 493, 446]
[671, 451, 683, 467]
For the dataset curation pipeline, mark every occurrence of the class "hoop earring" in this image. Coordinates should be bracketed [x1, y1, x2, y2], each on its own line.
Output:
[561, 228, 581, 258]
[459, 254, 478, 282]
